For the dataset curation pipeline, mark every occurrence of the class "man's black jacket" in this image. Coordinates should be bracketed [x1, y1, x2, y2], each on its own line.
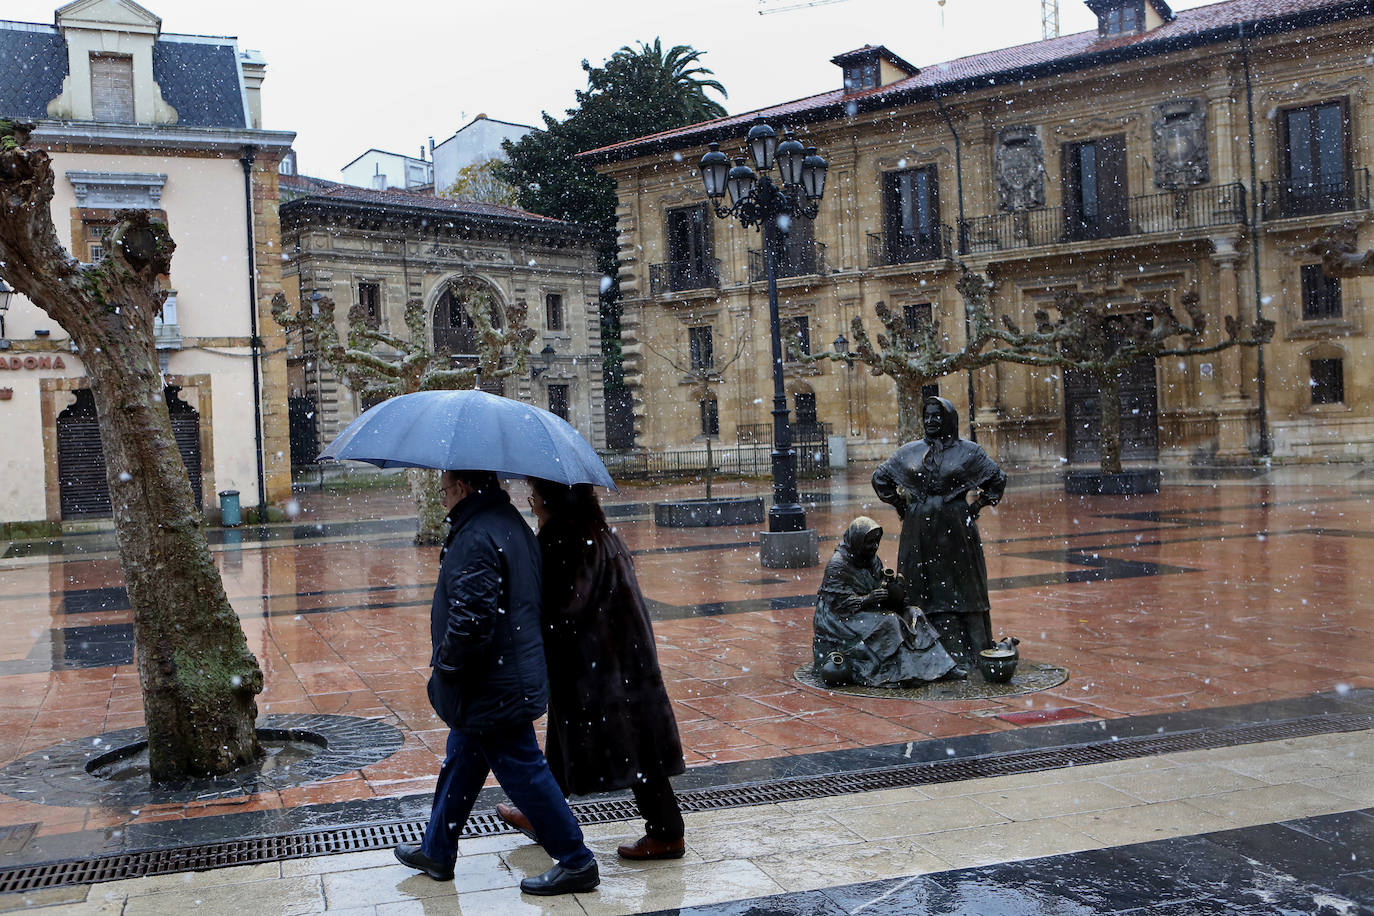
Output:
[428, 487, 548, 729]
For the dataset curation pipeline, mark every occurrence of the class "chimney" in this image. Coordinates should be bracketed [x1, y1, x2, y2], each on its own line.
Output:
[240, 50, 267, 129]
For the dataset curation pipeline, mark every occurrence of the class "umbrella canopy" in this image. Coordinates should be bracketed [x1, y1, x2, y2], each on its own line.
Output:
[319, 389, 616, 489]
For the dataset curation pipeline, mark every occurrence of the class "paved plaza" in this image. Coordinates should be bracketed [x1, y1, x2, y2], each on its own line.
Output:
[0, 463, 1371, 913]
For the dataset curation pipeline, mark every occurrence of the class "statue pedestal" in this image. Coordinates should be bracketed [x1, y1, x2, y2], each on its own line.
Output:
[760, 528, 819, 569]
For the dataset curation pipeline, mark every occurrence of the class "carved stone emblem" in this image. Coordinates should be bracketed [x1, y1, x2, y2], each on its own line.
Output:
[996, 126, 1045, 212]
[1151, 99, 1208, 189]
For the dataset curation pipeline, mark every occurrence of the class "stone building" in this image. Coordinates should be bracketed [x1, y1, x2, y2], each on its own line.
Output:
[584, 0, 1374, 465]
[277, 175, 606, 467]
[0, 0, 294, 526]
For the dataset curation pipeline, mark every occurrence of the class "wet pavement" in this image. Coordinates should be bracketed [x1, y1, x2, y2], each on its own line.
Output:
[0, 461, 1371, 913]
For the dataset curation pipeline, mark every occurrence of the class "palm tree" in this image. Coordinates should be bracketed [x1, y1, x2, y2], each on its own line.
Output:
[593, 39, 728, 124]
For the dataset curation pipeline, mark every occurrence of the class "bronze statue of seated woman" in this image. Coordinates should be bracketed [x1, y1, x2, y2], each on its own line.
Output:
[813, 517, 963, 687]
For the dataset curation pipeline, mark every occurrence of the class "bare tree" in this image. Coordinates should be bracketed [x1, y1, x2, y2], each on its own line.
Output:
[794, 270, 1011, 443]
[272, 281, 535, 543]
[0, 127, 263, 780]
[642, 326, 749, 498]
[992, 290, 1273, 475]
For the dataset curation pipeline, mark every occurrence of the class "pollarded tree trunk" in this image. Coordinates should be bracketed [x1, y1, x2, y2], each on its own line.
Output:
[895, 378, 928, 444]
[0, 135, 263, 780]
[408, 468, 447, 545]
[1097, 372, 1124, 475]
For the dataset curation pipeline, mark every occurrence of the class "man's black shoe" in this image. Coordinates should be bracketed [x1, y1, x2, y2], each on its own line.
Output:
[394, 843, 454, 881]
[519, 859, 600, 896]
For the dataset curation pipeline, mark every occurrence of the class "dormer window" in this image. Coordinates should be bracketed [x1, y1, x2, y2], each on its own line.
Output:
[845, 62, 878, 92]
[1085, 0, 1173, 38]
[90, 53, 134, 122]
[831, 45, 918, 95]
[1103, 4, 1141, 34]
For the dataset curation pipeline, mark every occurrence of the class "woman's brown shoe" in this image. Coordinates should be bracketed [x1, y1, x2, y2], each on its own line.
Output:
[617, 835, 686, 860]
[496, 802, 538, 842]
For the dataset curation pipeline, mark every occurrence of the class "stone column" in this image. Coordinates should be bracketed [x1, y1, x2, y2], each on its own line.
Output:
[1211, 234, 1254, 459]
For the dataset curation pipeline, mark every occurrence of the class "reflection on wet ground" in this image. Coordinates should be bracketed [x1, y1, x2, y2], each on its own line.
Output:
[0, 463, 1371, 911]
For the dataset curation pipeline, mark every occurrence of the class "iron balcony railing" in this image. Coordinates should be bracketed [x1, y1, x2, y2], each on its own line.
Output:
[958, 182, 1247, 254]
[649, 258, 721, 296]
[867, 224, 954, 268]
[747, 241, 828, 282]
[1261, 168, 1370, 220]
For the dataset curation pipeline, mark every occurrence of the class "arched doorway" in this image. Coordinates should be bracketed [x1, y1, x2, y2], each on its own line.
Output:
[432, 277, 507, 395]
[57, 388, 204, 520]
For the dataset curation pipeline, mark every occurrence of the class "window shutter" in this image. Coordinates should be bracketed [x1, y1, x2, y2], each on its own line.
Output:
[1098, 134, 1129, 235]
[91, 55, 134, 122]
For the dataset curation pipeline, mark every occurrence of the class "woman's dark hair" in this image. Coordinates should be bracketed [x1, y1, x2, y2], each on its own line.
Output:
[530, 478, 606, 530]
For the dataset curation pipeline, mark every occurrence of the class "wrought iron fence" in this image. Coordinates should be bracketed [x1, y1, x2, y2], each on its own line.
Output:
[1261, 168, 1370, 220]
[958, 182, 1247, 253]
[866, 224, 953, 267]
[747, 241, 827, 282]
[649, 258, 721, 296]
[735, 421, 833, 478]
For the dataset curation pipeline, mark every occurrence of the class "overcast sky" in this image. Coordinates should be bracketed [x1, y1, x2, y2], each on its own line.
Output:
[11, 0, 1219, 181]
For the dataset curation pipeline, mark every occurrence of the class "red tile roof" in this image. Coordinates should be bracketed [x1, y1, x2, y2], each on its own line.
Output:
[580, 0, 1367, 164]
[279, 172, 564, 224]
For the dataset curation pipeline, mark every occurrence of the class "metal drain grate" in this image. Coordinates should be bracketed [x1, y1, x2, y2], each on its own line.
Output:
[1, 710, 1369, 895]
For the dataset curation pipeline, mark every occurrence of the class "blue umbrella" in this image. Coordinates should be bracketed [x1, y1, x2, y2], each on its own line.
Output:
[319, 389, 616, 489]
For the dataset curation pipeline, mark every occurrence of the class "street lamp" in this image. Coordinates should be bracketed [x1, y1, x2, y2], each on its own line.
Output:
[531, 343, 556, 379]
[699, 119, 828, 565]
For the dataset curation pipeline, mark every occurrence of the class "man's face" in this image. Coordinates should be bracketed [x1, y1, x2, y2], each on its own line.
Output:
[440, 473, 466, 512]
[923, 405, 944, 438]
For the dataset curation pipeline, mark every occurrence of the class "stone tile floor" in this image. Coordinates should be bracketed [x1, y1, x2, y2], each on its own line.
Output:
[0, 461, 1371, 912]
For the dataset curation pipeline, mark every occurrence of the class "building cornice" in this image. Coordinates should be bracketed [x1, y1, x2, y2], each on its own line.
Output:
[580, 0, 1374, 167]
[280, 197, 595, 247]
[31, 120, 296, 155]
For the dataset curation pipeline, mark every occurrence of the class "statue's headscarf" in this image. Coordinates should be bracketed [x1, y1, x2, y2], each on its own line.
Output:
[840, 516, 883, 557]
[922, 396, 960, 470]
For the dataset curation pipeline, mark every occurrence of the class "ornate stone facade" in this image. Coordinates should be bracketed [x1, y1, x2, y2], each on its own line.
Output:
[277, 177, 606, 462]
[587, 0, 1374, 465]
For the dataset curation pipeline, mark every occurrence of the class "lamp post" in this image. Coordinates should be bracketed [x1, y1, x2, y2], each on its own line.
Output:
[699, 119, 827, 565]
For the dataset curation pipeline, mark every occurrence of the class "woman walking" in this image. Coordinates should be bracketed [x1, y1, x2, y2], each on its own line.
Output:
[498, 478, 687, 859]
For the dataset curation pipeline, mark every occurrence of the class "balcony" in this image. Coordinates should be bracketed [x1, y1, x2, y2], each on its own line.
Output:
[649, 259, 720, 297]
[958, 182, 1247, 254]
[747, 241, 827, 283]
[867, 224, 954, 268]
[1261, 169, 1370, 221]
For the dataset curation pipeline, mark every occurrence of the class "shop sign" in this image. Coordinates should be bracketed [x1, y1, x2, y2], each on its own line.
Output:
[0, 355, 66, 371]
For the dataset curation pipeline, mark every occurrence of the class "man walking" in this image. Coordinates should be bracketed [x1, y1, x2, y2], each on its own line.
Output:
[394, 469, 599, 896]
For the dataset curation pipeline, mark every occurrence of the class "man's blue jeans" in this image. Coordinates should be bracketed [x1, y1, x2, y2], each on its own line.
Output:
[421, 722, 593, 869]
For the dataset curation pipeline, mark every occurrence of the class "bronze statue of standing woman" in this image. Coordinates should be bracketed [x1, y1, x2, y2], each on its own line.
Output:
[872, 396, 1006, 670]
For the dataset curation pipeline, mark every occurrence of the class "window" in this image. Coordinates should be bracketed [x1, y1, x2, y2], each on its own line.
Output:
[663, 205, 715, 292]
[1102, 5, 1141, 35]
[1062, 135, 1128, 240]
[689, 325, 714, 371]
[1300, 264, 1342, 320]
[90, 54, 134, 122]
[883, 167, 941, 263]
[844, 62, 878, 92]
[85, 222, 115, 262]
[904, 303, 932, 350]
[699, 396, 719, 436]
[1280, 101, 1350, 217]
[1310, 358, 1344, 404]
[548, 384, 570, 420]
[545, 293, 564, 331]
[791, 316, 812, 358]
[357, 281, 381, 329]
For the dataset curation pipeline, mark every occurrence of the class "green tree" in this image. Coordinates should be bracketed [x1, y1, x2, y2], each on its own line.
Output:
[494, 38, 728, 393]
[441, 159, 519, 207]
